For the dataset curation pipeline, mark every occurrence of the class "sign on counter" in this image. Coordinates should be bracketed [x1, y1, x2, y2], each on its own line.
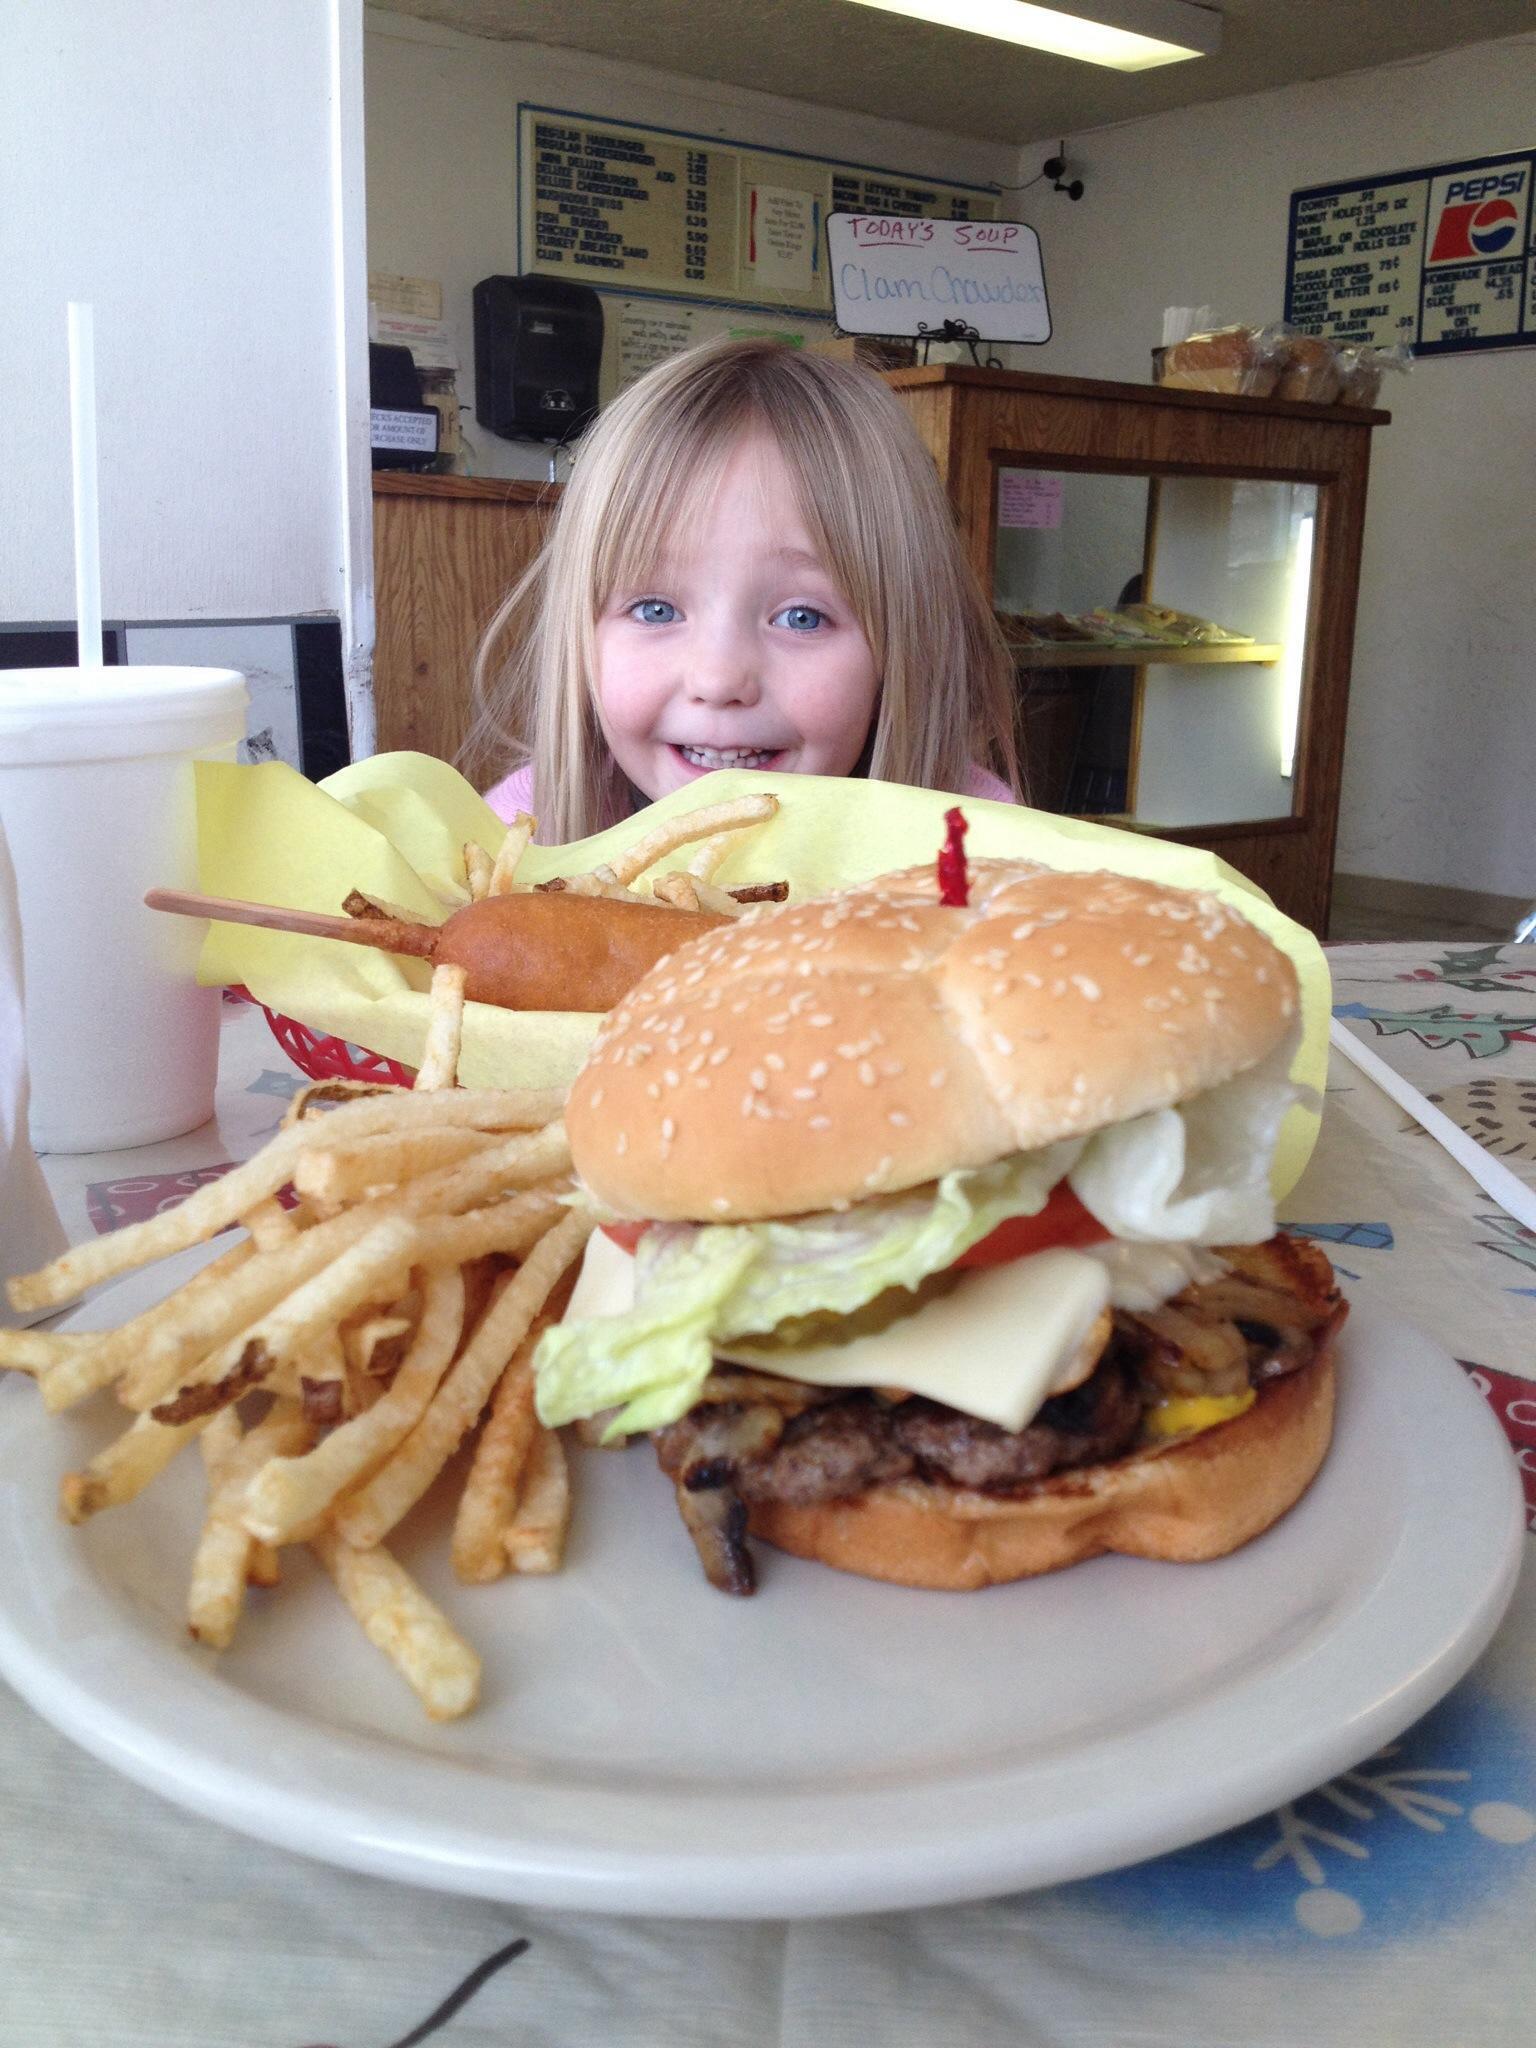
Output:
[1285, 149, 1534, 356]
[828, 215, 1049, 345]
[517, 104, 996, 316]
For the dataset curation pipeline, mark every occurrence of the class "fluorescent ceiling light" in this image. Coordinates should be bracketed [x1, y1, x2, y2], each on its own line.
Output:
[839, 0, 1220, 70]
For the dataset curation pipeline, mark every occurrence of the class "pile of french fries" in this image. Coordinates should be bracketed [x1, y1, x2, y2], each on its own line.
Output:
[342, 788, 788, 929]
[0, 792, 786, 1721]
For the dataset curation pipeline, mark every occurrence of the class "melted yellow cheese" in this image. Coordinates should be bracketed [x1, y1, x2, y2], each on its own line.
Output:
[1142, 1388, 1256, 1440]
[566, 1231, 1230, 1437]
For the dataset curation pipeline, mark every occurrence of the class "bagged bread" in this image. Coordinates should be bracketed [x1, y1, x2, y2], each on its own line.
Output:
[1155, 324, 1285, 397]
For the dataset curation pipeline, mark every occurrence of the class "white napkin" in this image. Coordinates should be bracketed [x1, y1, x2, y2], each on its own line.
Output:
[0, 812, 69, 1326]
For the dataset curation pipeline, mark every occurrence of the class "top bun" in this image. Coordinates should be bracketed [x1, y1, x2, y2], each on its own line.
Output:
[567, 861, 1298, 1223]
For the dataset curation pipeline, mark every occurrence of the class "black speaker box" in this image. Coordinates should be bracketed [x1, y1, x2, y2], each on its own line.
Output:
[473, 276, 604, 442]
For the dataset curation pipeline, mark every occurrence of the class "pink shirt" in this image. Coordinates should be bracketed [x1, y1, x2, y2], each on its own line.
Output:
[482, 759, 1016, 828]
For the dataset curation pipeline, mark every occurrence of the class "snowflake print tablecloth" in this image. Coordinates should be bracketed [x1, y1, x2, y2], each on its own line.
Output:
[2, 947, 1532, 2048]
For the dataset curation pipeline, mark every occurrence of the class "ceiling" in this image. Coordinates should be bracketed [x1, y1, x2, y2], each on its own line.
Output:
[379, 0, 1536, 147]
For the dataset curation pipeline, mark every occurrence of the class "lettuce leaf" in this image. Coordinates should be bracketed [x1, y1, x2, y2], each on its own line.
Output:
[534, 1142, 1078, 1437]
[534, 1039, 1303, 1437]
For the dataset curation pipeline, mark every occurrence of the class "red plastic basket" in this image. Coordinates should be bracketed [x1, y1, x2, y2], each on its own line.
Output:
[231, 988, 416, 1088]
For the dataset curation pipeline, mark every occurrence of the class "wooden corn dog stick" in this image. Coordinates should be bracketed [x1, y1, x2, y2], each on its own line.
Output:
[145, 886, 730, 1013]
[144, 890, 437, 958]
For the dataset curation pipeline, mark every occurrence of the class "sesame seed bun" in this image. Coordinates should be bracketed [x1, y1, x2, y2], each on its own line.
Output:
[567, 862, 1299, 1223]
[748, 1340, 1338, 1591]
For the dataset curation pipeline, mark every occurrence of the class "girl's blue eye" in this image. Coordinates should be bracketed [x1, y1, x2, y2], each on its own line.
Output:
[631, 598, 678, 625]
[773, 605, 825, 632]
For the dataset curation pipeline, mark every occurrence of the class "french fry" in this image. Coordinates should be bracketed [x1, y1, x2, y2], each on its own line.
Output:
[291, 1126, 496, 1208]
[60, 1411, 206, 1523]
[282, 1083, 564, 1138]
[132, 1188, 562, 1424]
[685, 830, 735, 881]
[415, 963, 467, 1092]
[140, 1216, 424, 1424]
[47, 1122, 568, 1407]
[342, 887, 439, 925]
[505, 1428, 571, 1575]
[299, 1319, 350, 1424]
[463, 841, 494, 902]
[113, 1205, 395, 1412]
[335, 1207, 593, 1549]
[188, 1405, 312, 1647]
[651, 871, 702, 913]
[487, 812, 536, 896]
[39, 1237, 258, 1412]
[450, 1316, 548, 1585]
[652, 872, 742, 918]
[242, 1268, 465, 1546]
[0, 1327, 97, 1375]
[608, 792, 778, 886]
[243, 1195, 298, 1252]
[556, 870, 641, 902]
[10, 1088, 558, 1314]
[342, 1309, 414, 1382]
[311, 1527, 480, 1722]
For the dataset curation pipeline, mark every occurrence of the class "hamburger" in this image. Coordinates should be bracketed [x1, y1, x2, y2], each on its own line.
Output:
[534, 860, 1345, 1594]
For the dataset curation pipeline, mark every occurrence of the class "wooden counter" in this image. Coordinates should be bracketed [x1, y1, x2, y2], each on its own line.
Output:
[371, 471, 559, 767]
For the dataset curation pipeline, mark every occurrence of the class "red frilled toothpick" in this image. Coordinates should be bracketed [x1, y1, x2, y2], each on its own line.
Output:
[937, 806, 970, 906]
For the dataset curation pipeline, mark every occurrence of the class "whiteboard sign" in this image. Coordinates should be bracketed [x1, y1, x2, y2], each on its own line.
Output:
[828, 214, 1049, 344]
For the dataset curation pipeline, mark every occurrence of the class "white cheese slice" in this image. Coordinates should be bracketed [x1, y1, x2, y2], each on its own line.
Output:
[565, 1231, 1226, 1436]
[720, 1250, 1110, 1432]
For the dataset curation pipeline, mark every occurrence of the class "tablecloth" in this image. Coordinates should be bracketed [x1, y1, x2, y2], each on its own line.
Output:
[2, 945, 1531, 2048]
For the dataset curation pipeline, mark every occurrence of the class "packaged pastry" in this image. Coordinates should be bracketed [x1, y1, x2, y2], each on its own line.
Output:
[1334, 341, 1412, 407]
[1155, 324, 1284, 397]
[1274, 332, 1343, 404]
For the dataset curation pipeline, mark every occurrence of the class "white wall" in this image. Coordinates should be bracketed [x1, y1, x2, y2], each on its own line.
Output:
[363, 8, 1021, 482]
[1015, 34, 1536, 899]
[1, 1, 368, 642]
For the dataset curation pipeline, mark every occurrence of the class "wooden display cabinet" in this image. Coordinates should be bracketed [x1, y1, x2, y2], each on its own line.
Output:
[885, 365, 1389, 934]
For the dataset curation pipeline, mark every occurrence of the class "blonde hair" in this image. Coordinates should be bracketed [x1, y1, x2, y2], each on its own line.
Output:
[465, 337, 1020, 843]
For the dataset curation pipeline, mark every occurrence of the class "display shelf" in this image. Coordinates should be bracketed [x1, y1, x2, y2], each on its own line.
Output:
[885, 365, 1388, 933]
[1008, 642, 1281, 670]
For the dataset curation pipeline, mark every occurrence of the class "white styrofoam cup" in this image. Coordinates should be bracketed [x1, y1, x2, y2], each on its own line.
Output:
[0, 666, 249, 1153]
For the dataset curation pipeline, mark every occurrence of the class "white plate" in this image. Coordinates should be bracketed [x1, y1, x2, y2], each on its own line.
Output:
[0, 1254, 1522, 1920]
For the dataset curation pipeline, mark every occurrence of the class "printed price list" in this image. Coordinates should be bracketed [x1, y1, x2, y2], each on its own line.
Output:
[530, 119, 735, 297]
[829, 172, 981, 219]
[519, 106, 997, 314]
[1285, 150, 1536, 359]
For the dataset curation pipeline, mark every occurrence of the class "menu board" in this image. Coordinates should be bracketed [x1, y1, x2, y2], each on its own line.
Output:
[1285, 149, 1535, 356]
[518, 104, 997, 317]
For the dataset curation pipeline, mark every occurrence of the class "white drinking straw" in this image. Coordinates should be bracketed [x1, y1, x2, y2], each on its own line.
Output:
[1329, 1015, 1536, 1234]
[67, 302, 104, 670]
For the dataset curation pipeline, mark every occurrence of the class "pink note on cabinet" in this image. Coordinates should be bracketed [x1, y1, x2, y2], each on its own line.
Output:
[998, 471, 1063, 530]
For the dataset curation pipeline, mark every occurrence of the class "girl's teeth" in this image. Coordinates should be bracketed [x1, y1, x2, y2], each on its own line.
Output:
[679, 745, 775, 768]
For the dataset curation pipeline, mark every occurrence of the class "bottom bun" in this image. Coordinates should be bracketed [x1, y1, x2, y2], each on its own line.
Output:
[747, 1344, 1338, 1591]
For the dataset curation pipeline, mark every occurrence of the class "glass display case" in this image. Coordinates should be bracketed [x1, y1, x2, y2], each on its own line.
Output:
[885, 366, 1389, 934]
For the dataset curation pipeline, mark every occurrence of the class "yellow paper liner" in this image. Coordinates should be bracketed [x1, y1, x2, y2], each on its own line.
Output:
[194, 753, 1328, 1189]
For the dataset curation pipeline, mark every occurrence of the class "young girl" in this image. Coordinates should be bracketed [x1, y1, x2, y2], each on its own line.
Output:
[469, 337, 1020, 841]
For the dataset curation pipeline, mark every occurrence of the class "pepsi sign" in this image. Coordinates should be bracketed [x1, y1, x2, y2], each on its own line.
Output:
[1427, 164, 1529, 264]
[1287, 147, 1536, 359]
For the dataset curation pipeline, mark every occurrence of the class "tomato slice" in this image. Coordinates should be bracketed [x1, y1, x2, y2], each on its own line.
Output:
[600, 1220, 651, 1254]
[603, 1182, 1109, 1269]
[952, 1183, 1109, 1269]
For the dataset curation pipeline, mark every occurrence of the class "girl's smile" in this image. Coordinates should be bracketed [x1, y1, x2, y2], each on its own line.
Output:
[593, 433, 880, 803]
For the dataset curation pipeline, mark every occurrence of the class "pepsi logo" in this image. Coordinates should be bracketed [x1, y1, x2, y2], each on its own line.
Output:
[1470, 197, 1521, 254]
[1429, 192, 1525, 263]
